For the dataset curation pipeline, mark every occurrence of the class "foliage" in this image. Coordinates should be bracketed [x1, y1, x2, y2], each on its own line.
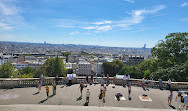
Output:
[39, 56, 66, 77]
[0, 63, 17, 78]
[102, 32, 188, 81]
[102, 60, 125, 77]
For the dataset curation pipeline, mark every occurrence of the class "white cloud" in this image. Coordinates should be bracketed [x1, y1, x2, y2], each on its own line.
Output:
[69, 31, 80, 35]
[181, 2, 188, 7]
[83, 25, 112, 32]
[97, 25, 112, 31]
[115, 5, 166, 28]
[124, 0, 135, 3]
[56, 5, 165, 32]
[0, 23, 15, 30]
[0, 0, 24, 31]
[92, 20, 112, 25]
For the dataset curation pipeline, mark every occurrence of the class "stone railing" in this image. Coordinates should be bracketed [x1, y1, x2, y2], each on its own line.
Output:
[0, 77, 188, 91]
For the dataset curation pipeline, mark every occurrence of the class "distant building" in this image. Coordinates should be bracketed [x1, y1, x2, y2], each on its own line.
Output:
[94, 62, 103, 75]
[68, 55, 79, 63]
[142, 44, 146, 49]
[78, 61, 91, 76]
[12, 62, 29, 69]
[27, 61, 44, 69]
[124, 55, 144, 66]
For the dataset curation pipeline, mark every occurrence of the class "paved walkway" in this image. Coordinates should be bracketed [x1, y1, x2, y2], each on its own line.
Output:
[0, 104, 177, 111]
[0, 84, 180, 110]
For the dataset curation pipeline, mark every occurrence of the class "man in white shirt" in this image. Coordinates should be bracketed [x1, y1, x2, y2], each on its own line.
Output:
[68, 75, 72, 86]
[167, 78, 171, 90]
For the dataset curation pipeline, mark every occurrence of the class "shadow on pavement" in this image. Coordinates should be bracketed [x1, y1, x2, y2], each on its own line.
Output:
[38, 94, 55, 104]
[169, 105, 176, 109]
[33, 92, 39, 95]
[76, 95, 82, 101]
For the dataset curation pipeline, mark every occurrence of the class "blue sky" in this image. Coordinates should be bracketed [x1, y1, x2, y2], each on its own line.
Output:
[0, 0, 188, 48]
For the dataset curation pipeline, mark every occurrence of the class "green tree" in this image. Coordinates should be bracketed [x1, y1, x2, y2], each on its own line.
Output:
[19, 66, 36, 75]
[102, 60, 125, 77]
[39, 57, 66, 77]
[151, 32, 188, 68]
[0, 63, 17, 78]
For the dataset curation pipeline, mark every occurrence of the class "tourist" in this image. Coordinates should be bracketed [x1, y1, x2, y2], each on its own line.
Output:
[86, 88, 90, 103]
[52, 82, 56, 95]
[45, 84, 49, 98]
[98, 89, 104, 107]
[113, 76, 116, 88]
[142, 77, 146, 91]
[106, 74, 109, 86]
[175, 93, 182, 111]
[38, 80, 42, 92]
[86, 75, 89, 83]
[78, 82, 84, 96]
[40, 74, 44, 86]
[128, 85, 131, 100]
[145, 79, 149, 91]
[68, 75, 72, 86]
[127, 74, 130, 85]
[183, 93, 188, 110]
[168, 90, 173, 106]
[91, 74, 94, 83]
[101, 76, 105, 85]
[55, 75, 59, 85]
[158, 79, 163, 90]
[167, 78, 171, 90]
[103, 86, 107, 103]
[123, 74, 127, 87]
[63, 77, 67, 87]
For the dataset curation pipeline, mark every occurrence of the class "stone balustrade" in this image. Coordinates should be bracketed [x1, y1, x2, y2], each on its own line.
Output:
[0, 77, 187, 91]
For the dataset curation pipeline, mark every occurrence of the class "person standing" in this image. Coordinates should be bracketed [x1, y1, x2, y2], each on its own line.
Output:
[158, 79, 163, 90]
[79, 82, 84, 96]
[168, 91, 173, 106]
[175, 93, 182, 111]
[127, 74, 130, 86]
[52, 82, 56, 95]
[98, 89, 104, 107]
[106, 74, 109, 86]
[86, 88, 90, 103]
[55, 75, 59, 85]
[128, 85, 131, 100]
[101, 76, 105, 85]
[113, 76, 116, 88]
[45, 84, 49, 98]
[103, 86, 107, 103]
[91, 74, 94, 83]
[123, 74, 127, 87]
[68, 75, 72, 86]
[167, 78, 171, 90]
[86, 75, 89, 83]
[38, 80, 42, 93]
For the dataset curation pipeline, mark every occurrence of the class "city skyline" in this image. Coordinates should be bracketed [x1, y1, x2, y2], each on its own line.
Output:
[0, 0, 188, 48]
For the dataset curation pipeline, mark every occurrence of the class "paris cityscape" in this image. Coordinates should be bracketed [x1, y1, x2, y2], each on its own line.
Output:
[0, 0, 187, 111]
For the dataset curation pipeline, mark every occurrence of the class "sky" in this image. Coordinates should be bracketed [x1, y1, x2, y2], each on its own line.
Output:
[0, 0, 188, 48]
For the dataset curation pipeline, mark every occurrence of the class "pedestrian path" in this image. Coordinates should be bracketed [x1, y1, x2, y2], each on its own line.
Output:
[0, 84, 178, 110]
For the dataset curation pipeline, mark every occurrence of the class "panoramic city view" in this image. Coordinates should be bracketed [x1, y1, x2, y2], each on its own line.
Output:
[0, 0, 188, 111]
